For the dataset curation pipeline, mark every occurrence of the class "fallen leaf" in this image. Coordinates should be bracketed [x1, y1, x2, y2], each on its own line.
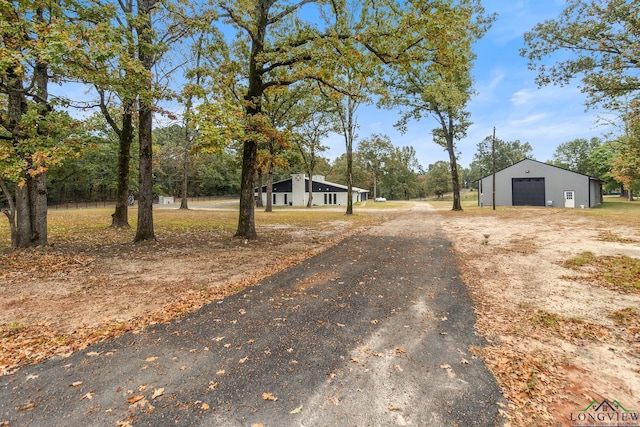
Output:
[208, 382, 219, 391]
[440, 364, 451, 369]
[127, 395, 144, 404]
[15, 403, 35, 411]
[217, 369, 225, 376]
[370, 319, 379, 324]
[252, 424, 264, 427]
[81, 392, 94, 400]
[145, 356, 158, 362]
[201, 403, 209, 410]
[290, 404, 303, 414]
[460, 358, 469, 364]
[151, 388, 164, 399]
[238, 357, 248, 364]
[238, 309, 246, 315]
[262, 392, 278, 401]
[116, 421, 132, 427]
[25, 374, 38, 381]
[395, 348, 406, 354]
[86, 351, 100, 357]
[71, 381, 83, 387]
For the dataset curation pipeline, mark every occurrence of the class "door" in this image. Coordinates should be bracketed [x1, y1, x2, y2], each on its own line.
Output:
[564, 190, 575, 208]
[512, 178, 545, 206]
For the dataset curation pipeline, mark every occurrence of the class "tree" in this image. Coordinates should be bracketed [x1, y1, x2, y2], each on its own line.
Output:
[379, 0, 492, 211]
[550, 137, 602, 175]
[212, 0, 498, 237]
[357, 133, 393, 200]
[292, 94, 331, 208]
[522, 0, 640, 113]
[586, 140, 622, 194]
[425, 161, 452, 199]
[522, 0, 640, 197]
[0, 0, 86, 248]
[211, 0, 352, 238]
[470, 136, 534, 179]
[65, 0, 193, 238]
[379, 146, 421, 200]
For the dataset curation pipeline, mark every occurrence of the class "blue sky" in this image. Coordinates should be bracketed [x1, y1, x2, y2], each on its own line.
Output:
[52, 1, 617, 171]
[322, 0, 618, 170]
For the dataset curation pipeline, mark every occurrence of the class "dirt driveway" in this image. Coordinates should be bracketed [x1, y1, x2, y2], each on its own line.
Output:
[438, 205, 640, 425]
[1, 201, 638, 426]
[0, 204, 504, 426]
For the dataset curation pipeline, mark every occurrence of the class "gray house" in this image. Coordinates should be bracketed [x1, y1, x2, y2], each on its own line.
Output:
[477, 159, 603, 208]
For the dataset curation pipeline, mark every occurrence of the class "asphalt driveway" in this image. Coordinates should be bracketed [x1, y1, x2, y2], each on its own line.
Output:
[0, 205, 504, 426]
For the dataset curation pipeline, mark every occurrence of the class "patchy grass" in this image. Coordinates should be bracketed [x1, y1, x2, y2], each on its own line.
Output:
[528, 309, 608, 342]
[600, 255, 640, 293]
[563, 252, 640, 294]
[0, 203, 403, 251]
[608, 307, 640, 328]
[587, 198, 640, 228]
[563, 251, 596, 269]
[598, 231, 637, 244]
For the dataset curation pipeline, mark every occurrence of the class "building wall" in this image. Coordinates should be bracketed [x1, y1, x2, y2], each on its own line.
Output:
[258, 174, 368, 207]
[479, 159, 597, 208]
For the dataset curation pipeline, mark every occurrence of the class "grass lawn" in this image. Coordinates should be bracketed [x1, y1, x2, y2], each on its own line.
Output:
[0, 201, 407, 251]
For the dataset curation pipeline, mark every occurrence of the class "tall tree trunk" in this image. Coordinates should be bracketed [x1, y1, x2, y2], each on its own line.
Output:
[179, 123, 189, 210]
[235, 1, 267, 239]
[256, 169, 264, 208]
[237, 140, 258, 237]
[135, 101, 155, 242]
[306, 156, 315, 208]
[345, 98, 355, 215]
[445, 127, 462, 211]
[265, 162, 273, 213]
[134, 0, 156, 242]
[306, 173, 313, 208]
[111, 104, 133, 228]
[0, 179, 17, 248]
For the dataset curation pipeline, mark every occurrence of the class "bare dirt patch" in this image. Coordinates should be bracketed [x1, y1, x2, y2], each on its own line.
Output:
[1, 202, 638, 426]
[0, 207, 393, 376]
[438, 206, 640, 426]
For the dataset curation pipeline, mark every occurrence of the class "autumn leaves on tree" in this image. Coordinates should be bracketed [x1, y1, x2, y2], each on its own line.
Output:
[1, 0, 490, 246]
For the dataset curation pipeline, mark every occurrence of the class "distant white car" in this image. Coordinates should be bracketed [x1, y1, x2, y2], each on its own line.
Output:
[374, 197, 386, 202]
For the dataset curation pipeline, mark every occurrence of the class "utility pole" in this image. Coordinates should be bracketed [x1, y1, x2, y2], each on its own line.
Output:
[492, 127, 496, 211]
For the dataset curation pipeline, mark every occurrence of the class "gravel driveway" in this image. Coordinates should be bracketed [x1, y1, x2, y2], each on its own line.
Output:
[0, 205, 504, 426]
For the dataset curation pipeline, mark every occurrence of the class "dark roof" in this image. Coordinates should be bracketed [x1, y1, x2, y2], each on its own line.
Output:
[477, 158, 603, 181]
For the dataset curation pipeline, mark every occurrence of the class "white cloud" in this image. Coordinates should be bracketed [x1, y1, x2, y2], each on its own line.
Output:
[510, 88, 535, 106]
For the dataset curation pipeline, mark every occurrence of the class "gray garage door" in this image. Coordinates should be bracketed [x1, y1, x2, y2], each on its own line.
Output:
[512, 178, 545, 206]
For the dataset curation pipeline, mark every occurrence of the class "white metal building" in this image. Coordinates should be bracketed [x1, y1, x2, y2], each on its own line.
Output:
[256, 174, 369, 207]
[478, 159, 603, 208]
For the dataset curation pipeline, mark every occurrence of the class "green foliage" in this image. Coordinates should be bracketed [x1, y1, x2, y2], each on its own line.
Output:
[469, 137, 534, 181]
[522, 0, 640, 193]
[522, 0, 640, 113]
[550, 137, 602, 175]
[424, 161, 452, 198]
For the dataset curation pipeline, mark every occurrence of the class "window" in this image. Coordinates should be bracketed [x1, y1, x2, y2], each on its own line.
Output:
[284, 194, 288, 205]
[324, 194, 327, 204]
[273, 194, 276, 205]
